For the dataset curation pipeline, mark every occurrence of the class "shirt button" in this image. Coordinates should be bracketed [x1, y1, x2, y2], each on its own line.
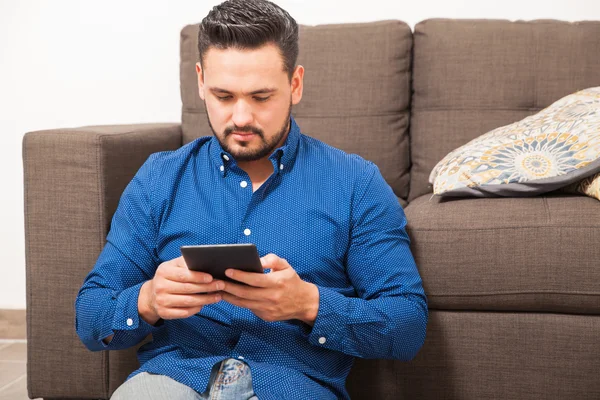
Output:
[318, 337, 326, 344]
[223, 155, 229, 161]
[238, 356, 245, 360]
[219, 165, 224, 172]
[244, 228, 251, 236]
[126, 318, 133, 327]
[280, 164, 284, 170]
[240, 180, 248, 188]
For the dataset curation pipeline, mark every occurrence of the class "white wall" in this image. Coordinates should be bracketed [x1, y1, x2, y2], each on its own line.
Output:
[2, 0, 600, 309]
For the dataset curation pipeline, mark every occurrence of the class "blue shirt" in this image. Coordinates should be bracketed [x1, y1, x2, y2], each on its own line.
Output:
[75, 117, 428, 399]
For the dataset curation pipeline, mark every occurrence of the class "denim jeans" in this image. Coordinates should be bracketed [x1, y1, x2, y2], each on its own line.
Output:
[110, 358, 258, 400]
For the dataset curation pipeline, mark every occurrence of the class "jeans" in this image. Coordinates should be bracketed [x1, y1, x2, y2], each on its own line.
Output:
[110, 358, 258, 400]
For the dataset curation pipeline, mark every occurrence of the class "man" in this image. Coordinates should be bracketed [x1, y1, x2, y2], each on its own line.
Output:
[75, 1, 428, 399]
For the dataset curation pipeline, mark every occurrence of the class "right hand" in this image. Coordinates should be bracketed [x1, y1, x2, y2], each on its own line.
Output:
[138, 256, 224, 325]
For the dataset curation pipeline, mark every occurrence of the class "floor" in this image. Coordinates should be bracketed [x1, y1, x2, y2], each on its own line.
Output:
[0, 340, 40, 400]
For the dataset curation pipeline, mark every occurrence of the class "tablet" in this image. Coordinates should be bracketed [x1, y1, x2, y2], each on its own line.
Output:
[180, 243, 263, 283]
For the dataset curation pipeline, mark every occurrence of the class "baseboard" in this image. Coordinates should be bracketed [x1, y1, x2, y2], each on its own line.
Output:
[0, 309, 26, 339]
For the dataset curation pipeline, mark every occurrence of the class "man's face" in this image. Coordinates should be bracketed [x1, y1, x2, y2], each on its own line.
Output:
[196, 44, 304, 162]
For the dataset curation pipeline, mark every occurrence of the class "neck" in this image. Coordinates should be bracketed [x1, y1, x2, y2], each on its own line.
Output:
[237, 156, 274, 189]
[236, 119, 291, 191]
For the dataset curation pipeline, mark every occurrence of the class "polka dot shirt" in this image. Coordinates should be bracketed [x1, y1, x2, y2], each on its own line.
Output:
[75, 117, 428, 399]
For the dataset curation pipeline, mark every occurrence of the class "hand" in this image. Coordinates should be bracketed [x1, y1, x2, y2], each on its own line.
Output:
[138, 256, 224, 325]
[220, 254, 320, 325]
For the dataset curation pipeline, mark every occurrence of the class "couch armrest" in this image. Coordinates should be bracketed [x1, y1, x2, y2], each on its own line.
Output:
[23, 123, 182, 399]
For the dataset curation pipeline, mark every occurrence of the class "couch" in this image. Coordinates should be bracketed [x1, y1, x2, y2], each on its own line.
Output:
[23, 19, 600, 399]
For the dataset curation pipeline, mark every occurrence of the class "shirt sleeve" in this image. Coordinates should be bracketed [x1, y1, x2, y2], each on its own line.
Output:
[75, 154, 165, 351]
[308, 163, 428, 361]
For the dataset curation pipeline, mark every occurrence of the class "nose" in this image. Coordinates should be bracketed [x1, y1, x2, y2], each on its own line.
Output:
[231, 100, 253, 128]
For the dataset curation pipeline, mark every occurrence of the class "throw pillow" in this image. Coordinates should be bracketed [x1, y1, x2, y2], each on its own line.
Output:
[562, 172, 600, 201]
[430, 87, 600, 198]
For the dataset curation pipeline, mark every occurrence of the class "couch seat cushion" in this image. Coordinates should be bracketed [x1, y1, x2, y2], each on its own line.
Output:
[404, 194, 600, 314]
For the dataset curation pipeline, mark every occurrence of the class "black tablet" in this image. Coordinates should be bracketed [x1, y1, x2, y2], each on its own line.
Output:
[180, 243, 263, 283]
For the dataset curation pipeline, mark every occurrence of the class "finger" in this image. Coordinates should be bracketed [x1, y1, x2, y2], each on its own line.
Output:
[160, 307, 201, 320]
[163, 259, 214, 284]
[177, 256, 216, 282]
[220, 292, 258, 310]
[157, 293, 222, 309]
[260, 254, 290, 272]
[220, 280, 264, 300]
[225, 268, 270, 288]
[159, 304, 213, 320]
[172, 255, 187, 267]
[162, 279, 224, 295]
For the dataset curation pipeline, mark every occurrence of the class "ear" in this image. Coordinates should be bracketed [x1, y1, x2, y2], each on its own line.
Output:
[290, 65, 304, 105]
[196, 62, 205, 101]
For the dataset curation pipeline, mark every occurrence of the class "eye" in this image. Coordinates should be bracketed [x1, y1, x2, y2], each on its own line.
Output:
[216, 95, 232, 101]
[254, 96, 270, 102]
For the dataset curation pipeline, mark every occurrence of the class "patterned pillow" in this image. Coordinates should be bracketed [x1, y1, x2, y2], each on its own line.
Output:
[562, 172, 600, 200]
[430, 87, 600, 198]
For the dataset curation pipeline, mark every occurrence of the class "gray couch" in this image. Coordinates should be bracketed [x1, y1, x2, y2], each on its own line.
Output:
[23, 19, 600, 399]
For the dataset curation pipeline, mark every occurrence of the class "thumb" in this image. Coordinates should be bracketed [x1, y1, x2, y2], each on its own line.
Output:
[260, 253, 288, 272]
[174, 255, 187, 268]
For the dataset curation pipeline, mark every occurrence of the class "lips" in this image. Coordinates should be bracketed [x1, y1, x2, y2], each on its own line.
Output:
[231, 131, 256, 141]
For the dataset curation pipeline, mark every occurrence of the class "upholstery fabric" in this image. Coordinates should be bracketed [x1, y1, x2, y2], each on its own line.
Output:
[180, 21, 413, 200]
[409, 19, 600, 201]
[404, 193, 600, 314]
[23, 124, 181, 399]
[347, 311, 600, 399]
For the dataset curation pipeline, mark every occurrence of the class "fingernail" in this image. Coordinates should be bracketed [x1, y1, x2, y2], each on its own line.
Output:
[216, 282, 224, 290]
[215, 294, 221, 301]
[204, 275, 212, 283]
[225, 269, 233, 277]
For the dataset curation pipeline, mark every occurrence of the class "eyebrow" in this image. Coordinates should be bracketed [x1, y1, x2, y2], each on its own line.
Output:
[209, 87, 278, 96]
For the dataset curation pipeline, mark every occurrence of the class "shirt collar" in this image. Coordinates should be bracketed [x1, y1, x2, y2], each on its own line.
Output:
[209, 116, 301, 177]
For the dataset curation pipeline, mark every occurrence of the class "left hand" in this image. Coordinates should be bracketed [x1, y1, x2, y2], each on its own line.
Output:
[220, 254, 320, 325]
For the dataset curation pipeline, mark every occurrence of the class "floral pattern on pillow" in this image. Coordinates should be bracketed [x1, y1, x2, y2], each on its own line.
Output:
[430, 87, 600, 198]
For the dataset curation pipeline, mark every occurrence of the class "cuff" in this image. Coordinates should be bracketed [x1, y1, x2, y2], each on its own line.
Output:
[307, 286, 348, 352]
[100, 282, 163, 348]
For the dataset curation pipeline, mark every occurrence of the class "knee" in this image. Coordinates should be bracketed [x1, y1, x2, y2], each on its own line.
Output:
[110, 372, 148, 400]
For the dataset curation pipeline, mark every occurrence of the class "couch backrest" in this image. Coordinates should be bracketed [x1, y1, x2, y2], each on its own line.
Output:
[409, 19, 600, 201]
[180, 21, 413, 202]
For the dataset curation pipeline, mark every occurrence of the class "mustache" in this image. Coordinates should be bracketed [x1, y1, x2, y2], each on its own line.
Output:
[224, 125, 264, 137]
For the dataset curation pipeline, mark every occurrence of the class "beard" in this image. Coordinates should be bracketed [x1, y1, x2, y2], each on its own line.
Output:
[206, 102, 292, 162]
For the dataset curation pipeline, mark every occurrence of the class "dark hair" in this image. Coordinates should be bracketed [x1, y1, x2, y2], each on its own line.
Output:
[198, 0, 299, 79]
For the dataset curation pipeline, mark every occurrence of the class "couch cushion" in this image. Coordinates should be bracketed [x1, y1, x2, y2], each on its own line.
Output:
[180, 20, 413, 200]
[404, 194, 600, 314]
[409, 19, 600, 201]
[347, 311, 600, 399]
